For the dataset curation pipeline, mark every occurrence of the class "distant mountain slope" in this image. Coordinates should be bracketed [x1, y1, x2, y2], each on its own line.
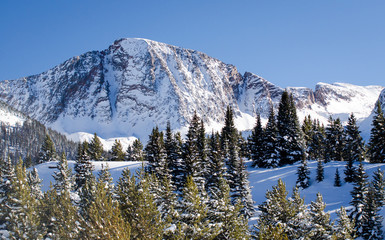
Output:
[0, 38, 244, 139]
[238, 72, 383, 129]
[0, 100, 26, 127]
[0, 101, 78, 163]
[359, 88, 385, 139]
[0, 38, 383, 140]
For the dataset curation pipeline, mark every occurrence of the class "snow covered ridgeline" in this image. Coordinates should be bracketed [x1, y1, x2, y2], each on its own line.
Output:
[0, 38, 383, 142]
[35, 159, 385, 222]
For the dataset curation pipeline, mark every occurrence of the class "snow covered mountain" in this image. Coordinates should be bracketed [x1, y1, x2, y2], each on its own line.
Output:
[0, 38, 245, 139]
[0, 100, 27, 127]
[237, 72, 383, 132]
[0, 38, 383, 140]
[359, 88, 385, 139]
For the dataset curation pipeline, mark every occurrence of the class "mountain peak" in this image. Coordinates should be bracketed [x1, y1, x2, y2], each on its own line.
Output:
[0, 38, 383, 141]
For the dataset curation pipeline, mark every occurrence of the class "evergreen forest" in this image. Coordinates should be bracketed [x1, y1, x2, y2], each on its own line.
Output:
[1, 91, 385, 239]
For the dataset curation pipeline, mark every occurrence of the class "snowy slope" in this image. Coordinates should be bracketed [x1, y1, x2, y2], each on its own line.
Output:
[34, 159, 385, 225]
[356, 88, 385, 139]
[66, 132, 137, 151]
[238, 72, 383, 135]
[308, 82, 383, 124]
[34, 160, 143, 192]
[0, 101, 27, 127]
[0, 38, 383, 141]
[0, 38, 244, 140]
[247, 160, 385, 224]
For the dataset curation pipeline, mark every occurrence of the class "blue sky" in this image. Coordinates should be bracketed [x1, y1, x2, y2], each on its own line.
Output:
[1, 0, 384, 88]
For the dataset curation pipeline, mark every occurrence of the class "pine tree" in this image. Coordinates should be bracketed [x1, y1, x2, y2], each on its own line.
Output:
[288, 187, 311, 239]
[0, 158, 16, 236]
[126, 138, 144, 161]
[183, 112, 206, 193]
[198, 119, 208, 174]
[145, 126, 169, 180]
[296, 156, 310, 189]
[258, 179, 296, 238]
[237, 158, 255, 219]
[74, 141, 94, 191]
[309, 120, 326, 161]
[39, 184, 62, 239]
[24, 155, 33, 168]
[277, 91, 304, 166]
[249, 114, 265, 168]
[227, 139, 242, 202]
[350, 162, 369, 236]
[164, 122, 178, 185]
[81, 176, 131, 239]
[258, 180, 311, 239]
[361, 184, 383, 240]
[97, 163, 114, 194]
[74, 142, 96, 218]
[221, 106, 238, 158]
[220, 107, 253, 210]
[149, 174, 178, 227]
[302, 115, 314, 158]
[77, 172, 97, 219]
[316, 158, 324, 182]
[27, 167, 43, 200]
[238, 133, 249, 159]
[52, 152, 73, 195]
[325, 117, 345, 162]
[207, 177, 249, 239]
[368, 101, 385, 163]
[40, 183, 78, 239]
[372, 168, 385, 207]
[256, 223, 289, 240]
[334, 206, 356, 240]
[261, 107, 279, 168]
[38, 134, 58, 163]
[88, 133, 104, 161]
[116, 168, 164, 239]
[168, 131, 184, 194]
[308, 192, 333, 239]
[344, 158, 357, 183]
[344, 113, 364, 183]
[324, 117, 335, 162]
[206, 131, 226, 195]
[334, 168, 342, 187]
[110, 139, 125, 161]
[179, 175, 217, 239]
[6, 160, 42, 239]
[344, 113, 365, 163]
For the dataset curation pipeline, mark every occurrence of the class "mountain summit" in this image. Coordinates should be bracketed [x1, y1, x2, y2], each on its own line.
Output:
[0, 38, 383, 140]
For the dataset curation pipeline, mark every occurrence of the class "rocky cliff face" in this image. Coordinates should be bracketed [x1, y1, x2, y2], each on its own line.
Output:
[0, 38, 245, 138]
[0, 38, 383, 140]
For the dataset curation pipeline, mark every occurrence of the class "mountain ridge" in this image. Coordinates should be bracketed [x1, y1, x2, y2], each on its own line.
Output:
[0, 38, 383, 140]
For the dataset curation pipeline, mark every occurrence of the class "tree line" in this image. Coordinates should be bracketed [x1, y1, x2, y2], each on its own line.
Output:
[0, 100, 78, 166]
[1, 89, 384, 239]
[249, 91, 385, 169]
[0, 106, 255, 239]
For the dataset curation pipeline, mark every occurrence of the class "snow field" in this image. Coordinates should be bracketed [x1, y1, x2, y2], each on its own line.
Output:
[34, 160, 143, 192]
[34, 159, 385, 226]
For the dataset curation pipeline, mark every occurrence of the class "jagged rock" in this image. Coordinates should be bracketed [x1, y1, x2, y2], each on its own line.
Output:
[0, 38, 383, 140]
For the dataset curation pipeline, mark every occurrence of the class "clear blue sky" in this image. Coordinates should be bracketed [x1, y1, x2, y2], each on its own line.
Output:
[1, 0, 384, 88]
